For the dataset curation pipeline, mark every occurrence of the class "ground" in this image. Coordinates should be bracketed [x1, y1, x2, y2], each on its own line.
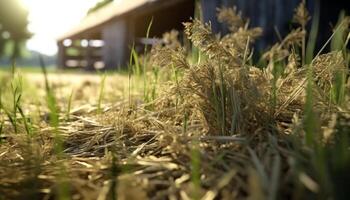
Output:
[0, 68, 263, 200]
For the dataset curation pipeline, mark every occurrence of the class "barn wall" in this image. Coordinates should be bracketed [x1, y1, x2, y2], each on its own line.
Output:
[202, 0, 350, 52]
[102, 20, 128, 70]
[201, 0, 314, 51]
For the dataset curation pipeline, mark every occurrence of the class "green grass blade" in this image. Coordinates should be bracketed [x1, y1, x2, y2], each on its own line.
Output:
[331, 11, 346, 51]
[306, 0, 320, 64]
[144, 17, 153, 54]
[98, 74, 107, 113]
[17, 105, 33, 136]
[0, 121, 3, 143]
[143, 17, 153, 102]
[191, 139, 201, 200]
[66, 89, 74, 121]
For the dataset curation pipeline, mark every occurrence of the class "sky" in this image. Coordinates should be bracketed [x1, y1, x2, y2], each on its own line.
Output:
[21, 0, 101, 56]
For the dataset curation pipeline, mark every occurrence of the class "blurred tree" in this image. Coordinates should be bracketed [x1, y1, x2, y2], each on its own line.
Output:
[87, 0, 113, 14]
[0, 0, 31, 60]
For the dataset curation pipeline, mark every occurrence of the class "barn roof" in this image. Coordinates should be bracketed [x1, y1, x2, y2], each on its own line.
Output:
[57, 0, 186, 41]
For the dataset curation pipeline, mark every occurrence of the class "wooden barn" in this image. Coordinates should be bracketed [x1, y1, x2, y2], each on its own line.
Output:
[57, 0, 350, 70]
[202, 0, 350, 53]
[57, 0, 195, 70]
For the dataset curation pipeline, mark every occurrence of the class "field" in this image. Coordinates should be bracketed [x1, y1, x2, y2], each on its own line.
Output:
[1, 3, 350, 200]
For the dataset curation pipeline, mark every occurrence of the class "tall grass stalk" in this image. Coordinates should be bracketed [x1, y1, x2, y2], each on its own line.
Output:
[331, 11, 347, 51]
[271, 61, 283, 114]
[194, 0, 202, 21]
[11, 78, 21, 133]
[66, 89, 74, 121]
[128, 43, 141, 108]
[11, 59, 16, 78]
[0, 121, 3, 143]
[39, 55, 70, 200]
[303, 28, 343, 198]
[303, 68, 317, 146]
[330, 12, 348, 106]
[128, 44, 134, 108]
[306, 0, 320, 64]
[17, 99, 33, 137]
[3, 74, 24, 134]
[300, 0, 307, 66]
[191, 138, 201, 200]
[10, 75, 34, 136]
[131, 47, 141, 77]
[151, 67, 159, 103]
[218, 64, 226, 135]
[109, 153, 119, 200]
[172, 65, 183, 113]
[98, 74, 107, 114]
[268, 60, 277, 114]
[313, 20, 347, 62]
[143, 18, 153, 102]
[183, 112, 188, 134]
[332, 71, 347, 106]
[40, 56, 59, 134]
[0, 94, 15, 134]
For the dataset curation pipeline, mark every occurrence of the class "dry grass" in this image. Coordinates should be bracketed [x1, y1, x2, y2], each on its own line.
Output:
[1, 2, 350, 200]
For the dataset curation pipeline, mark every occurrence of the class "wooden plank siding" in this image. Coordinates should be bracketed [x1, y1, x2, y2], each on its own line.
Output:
[202, 0, 350, 52]
[201, 0, 314, 52]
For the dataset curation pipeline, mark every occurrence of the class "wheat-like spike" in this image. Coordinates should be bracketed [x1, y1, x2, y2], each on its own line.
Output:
[293, 0, 311, 27]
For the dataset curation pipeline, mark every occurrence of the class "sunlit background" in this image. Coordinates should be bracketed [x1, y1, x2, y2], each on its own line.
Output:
[21, 0, 101, 55]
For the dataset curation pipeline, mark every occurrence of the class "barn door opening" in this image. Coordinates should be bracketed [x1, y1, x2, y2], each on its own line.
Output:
[133, 0, 195, 53]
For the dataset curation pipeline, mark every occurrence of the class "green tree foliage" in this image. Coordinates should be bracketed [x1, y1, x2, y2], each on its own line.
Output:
[0, 0, 31, 60]
[87, 0, 113, 15]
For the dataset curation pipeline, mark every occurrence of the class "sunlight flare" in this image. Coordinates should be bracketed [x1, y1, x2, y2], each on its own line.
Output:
[20, 0, 101, 55]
